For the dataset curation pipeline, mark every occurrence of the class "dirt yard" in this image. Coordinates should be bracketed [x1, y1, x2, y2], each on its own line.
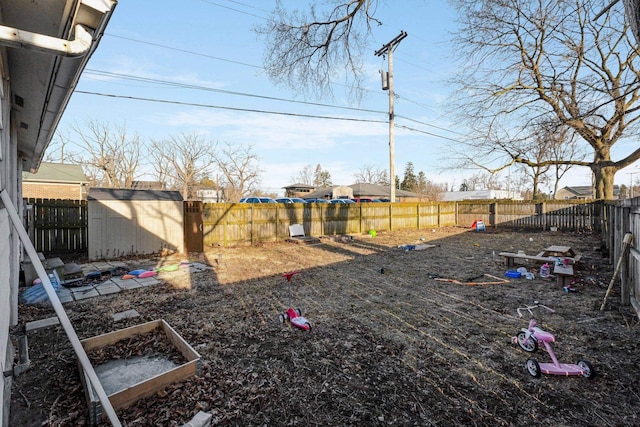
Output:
[10, 227, 640, 426]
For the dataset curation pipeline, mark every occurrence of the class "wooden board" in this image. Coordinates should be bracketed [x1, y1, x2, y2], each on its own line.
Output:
[79, 319, 201, 426]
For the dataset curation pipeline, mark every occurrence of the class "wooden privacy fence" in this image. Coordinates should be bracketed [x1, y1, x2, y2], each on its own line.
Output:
[604, 197, 640, 317]
[203, 200, 603, 247]
[24, 198, 88, 253]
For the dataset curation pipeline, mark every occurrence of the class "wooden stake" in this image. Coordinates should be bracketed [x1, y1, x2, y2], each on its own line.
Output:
[600, 232, 633, 311]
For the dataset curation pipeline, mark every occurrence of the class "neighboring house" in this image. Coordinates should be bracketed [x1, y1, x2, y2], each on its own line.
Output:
[283, 183, 315, 198]
[196, 188, 222, 203]
[555, 185, 620, 200]
[22, 162, 89, 200]
[131, 180, 166, 190]
[302, 183, 421, 202]
[442, 190, 522, 202]
[0, 2, 116, 425]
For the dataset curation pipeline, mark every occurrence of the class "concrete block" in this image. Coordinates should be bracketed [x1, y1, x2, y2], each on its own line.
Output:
[22, 252, 45, 285]
[137, 277, 159, 287]
[25, 316, 60, 332]
[118, 279, 143, 290]
[73, 288, 99, 300]
[96, 282, 122, 296]
[112, 309, 140, 322]
[44, 257, 65, 280]
[181, 411, 212, 427]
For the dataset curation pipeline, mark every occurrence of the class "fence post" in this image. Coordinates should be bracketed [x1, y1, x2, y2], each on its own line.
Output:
[621, 206, 631, 305]
[490, 202, 498, 228]
[540, 202, 546, 231]
[276, 205, 279, 242]
[250, 205, 254, 245]
[455, 202, 459, 226]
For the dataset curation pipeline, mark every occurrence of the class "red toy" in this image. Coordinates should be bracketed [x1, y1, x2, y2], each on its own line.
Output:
[278, 271, 311, 331]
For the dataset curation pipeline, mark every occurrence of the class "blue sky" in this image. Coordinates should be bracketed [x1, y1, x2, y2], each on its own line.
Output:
[53, 0, 639, 195]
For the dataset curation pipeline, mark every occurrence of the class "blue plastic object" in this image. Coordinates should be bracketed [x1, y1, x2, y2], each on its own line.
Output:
[505, 270, 522, 279]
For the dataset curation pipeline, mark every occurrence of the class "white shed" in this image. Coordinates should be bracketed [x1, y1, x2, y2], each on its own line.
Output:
[88, 188, 184, 260]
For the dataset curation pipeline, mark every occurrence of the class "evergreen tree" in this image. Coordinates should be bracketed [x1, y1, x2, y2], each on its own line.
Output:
[401, 162, 418, 191]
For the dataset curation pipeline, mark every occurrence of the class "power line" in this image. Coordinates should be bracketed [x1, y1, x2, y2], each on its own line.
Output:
[105, 34, 262, 69]
[73, 90, 463, 144]
[74, 90, 388, 124]
[195, 0, 268, 19]
[84, 69, 386, 115]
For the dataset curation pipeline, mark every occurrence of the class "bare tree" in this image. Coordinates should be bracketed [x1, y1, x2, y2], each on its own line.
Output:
[212, 142, 263, 202]
[353, 163, 388, 185]
[67, 120, 142, 188]
[291, 164, 315, 185]
[313, 164, 333, 187]
[451, 0, 640, 199]
[416, 171, 446, 201]
[461, 172, 503, 191]
[256, 0, 380, 100]
[45, 128, 75, 164]
[149, 132, 214, 200]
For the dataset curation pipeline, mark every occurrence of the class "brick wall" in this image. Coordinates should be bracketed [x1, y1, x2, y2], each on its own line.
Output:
[22, 183, 83, 200]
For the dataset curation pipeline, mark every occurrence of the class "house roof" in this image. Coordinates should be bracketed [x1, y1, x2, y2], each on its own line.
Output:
[560, 186, 594, 197]
[22, 162, 89, 184]
[303, 183, 420, 199]
[559, 185, 620, 197]
[442, 190, 519, 201]
[2, 0, 117, 172]
[88, 188, 184, 201]
[283, 183, 315, 189]
[131, 180, 166, 190]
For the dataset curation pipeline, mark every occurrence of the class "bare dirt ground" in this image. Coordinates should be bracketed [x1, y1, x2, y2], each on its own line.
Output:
[10, 226, 640, 426]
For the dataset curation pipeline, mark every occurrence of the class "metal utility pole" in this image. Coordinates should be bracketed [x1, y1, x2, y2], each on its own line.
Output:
[375, 31, 407, 203]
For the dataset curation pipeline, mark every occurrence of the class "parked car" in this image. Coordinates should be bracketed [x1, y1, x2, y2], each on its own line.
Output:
[351, 198, 374, 203]
[275, 197, 307, 204]
[329, 199, 356, 204]
[304, 198, 329, 203]
[239, 197, 276, 203]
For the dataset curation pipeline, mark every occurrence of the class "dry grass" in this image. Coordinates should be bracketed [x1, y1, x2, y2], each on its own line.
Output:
[11, 227, 640, 426]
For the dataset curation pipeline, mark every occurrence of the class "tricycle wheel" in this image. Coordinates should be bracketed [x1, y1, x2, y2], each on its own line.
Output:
[278, 314, 285, 323]
[517, 331, 538, 352]
[305, 322, 311, 331]
[526, 358, 541, 378]
[577, 360, 595, 379]
[295, 308, 302, 316]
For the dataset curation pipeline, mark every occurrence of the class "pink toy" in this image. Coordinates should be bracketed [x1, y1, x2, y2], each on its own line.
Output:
[515, 319, 595, 379]
[278, 271, 311, 331]
[137, 270, 157, 278]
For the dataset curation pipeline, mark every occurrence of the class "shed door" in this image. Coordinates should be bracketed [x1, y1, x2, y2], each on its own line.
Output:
[184, 201, 203, 252]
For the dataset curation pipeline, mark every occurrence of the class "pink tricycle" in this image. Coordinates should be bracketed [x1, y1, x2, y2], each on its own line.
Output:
[278, 271, 311, 331]
[515, 319, 595, 379]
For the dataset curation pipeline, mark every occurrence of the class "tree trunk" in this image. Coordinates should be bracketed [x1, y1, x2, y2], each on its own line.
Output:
[592, 165, 616, 199]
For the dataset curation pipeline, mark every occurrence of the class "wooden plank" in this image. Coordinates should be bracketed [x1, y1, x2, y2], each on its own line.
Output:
[108, 361, 198, 410]
[160, 319, 201, 362]
[80, 319, 162, 351]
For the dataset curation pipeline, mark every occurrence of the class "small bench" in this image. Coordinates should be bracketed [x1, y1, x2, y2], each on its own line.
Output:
[499, 252, 581, 267]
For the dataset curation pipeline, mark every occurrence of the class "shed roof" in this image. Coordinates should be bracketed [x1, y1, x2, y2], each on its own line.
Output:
[88, 188, 183, 201]
[22, 162, 89, 183]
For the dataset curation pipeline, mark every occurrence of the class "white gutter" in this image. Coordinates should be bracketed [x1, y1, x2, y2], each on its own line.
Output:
[0, 24, 92, 57]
